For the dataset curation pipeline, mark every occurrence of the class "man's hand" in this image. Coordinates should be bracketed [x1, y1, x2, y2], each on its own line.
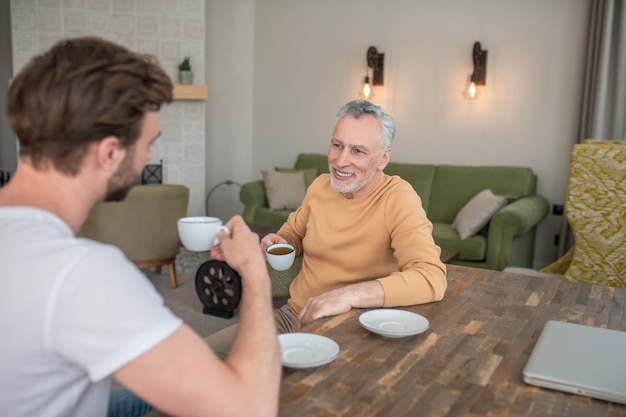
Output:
[260, 232, 296, 253]
[210, 216, 265, 275]
[297, 280, 384, 327]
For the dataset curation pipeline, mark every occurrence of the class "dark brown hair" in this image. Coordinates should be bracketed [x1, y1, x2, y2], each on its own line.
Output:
[7, 36, 173, 175]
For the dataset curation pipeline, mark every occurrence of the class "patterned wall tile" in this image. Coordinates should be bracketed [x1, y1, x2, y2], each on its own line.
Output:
[188, 193, 206, 216]
[186, 174, 205, 189]
[63, 0, 85, 9]
[164, 165, 181, 184]
[136, 15, 157, 38]
[183, 121, 205, 142]
[112, 0, 133, 13]
[183, 101, 205, 119]
[162, 103, 184, 121]
[38, 0, 62, 7]
[184, 145, 204, 165]
[87, 11, 111, 35]
[183, 18, 203, 40]
[63, 11, 86, 33]
[112, 14, 134, 37]
[37, 9, 63, 31]
[182, 41, 203, 64]
[36, 32, 64, 50]
[12, 32, 38, 56]
[161, 144, 185, 165]
[180, 0, 204, 17]
[86, 0, 110, 11]
[136, 0, 157, 15]
[159, 16, 181, 40]
[13, 0, 37, 7]
[10, 0, 207, 215]
[159, 0, 180, 16]
[135, 38, 159, 57]
[160, 121, 183, 144]
[12, 8, 36, 30]
[109, 36, 135, 49]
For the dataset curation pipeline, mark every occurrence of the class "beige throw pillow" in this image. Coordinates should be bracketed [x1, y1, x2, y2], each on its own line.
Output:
[262, 170, 306, 211]
[275, 167, 319, 188]
[452, 189, 505, 240]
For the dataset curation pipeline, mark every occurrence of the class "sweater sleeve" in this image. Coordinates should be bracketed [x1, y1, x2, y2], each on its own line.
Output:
[376, 181, 447, 306]
[278, 176, 318, 255]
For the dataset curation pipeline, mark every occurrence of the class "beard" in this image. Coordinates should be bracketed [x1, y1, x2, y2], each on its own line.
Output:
[104, 147, 140, 202]
[329, 166, 379, 195]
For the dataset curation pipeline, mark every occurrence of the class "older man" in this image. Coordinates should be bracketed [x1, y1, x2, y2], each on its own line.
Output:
[207, 100, 446, 357]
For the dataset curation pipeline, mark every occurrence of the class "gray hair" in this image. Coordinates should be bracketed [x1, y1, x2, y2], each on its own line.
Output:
[336, 100, 396, 152]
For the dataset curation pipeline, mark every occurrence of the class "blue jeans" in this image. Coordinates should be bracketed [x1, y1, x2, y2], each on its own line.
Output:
[108, 388, 153, 417]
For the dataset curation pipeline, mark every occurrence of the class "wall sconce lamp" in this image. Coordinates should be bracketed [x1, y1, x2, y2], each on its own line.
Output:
[463, 41, 488, 99]
[359, 46, 385, 99]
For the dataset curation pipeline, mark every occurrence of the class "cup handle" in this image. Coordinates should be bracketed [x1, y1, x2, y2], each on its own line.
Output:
[213, 225, 231, 246]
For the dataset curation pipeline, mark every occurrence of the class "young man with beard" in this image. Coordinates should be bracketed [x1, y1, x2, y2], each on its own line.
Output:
[0, 37, 281, 417]
[206, 99, 447, 358]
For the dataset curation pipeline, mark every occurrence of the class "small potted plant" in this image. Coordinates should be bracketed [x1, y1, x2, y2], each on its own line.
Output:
[178, 56, 193, 85]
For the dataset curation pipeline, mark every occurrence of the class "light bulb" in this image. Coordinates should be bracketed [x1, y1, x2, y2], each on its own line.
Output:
[463, 75, 480, 99]
[359, 75, 373, 99]
[468, 81, 477, 98]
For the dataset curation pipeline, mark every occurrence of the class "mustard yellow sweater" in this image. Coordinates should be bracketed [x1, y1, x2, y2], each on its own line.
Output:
[281, 174, 447, 314]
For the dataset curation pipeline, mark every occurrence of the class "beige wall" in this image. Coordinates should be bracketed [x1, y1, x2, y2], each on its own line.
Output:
[206, 0, 590, 268]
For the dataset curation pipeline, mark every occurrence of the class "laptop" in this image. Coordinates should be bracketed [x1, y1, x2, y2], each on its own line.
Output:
[523, 320, 626, 405]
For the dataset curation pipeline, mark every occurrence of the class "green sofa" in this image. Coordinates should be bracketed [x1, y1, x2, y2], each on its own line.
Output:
[240, 153, 549, 271]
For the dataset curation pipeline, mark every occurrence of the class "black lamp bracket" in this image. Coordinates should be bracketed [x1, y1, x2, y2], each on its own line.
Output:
[471, 42, 488, 86]
[367, 46, 385, 86]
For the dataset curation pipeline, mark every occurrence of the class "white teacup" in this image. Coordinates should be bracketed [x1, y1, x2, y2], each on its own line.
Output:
[177, 216, 230, 252]
[266, 243, 296, 271]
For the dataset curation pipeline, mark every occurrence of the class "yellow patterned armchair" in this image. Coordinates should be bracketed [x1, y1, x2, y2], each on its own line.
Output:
[540, 139, 626, 287]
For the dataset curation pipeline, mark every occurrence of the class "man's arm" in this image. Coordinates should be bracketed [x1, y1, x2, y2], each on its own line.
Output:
[297, 280, 384, 326]
[114, 216, 281, 417]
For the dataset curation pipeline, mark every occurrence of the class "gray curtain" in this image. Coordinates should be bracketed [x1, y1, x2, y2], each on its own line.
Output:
[0, 1, 17, 179]
[578, 0, 626, 142]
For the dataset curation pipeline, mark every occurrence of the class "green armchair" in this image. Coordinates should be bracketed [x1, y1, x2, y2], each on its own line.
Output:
[78, 184, 190, 288]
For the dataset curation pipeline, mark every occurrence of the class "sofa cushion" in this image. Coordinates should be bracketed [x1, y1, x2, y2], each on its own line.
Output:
[428, 165, 537, 223]
[384, 163, 436, 213]
[432, 223, 487, 261]
[262, 170, 306, 210]
[254, 207, 292, 227]
[452, 189, 505, 239]
[275, 167, 318, 188]
[293, 153, 330, 174]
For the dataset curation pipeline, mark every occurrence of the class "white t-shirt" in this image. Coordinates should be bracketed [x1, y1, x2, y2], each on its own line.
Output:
[0, 207, 183, 417]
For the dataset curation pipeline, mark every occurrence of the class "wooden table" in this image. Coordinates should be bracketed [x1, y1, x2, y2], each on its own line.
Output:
[279, 265, 626, 417]
[440, 248, 459, 264]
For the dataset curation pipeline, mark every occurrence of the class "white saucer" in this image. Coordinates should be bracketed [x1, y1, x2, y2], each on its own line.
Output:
[278, 333, 340, 369]
[359, 309, 429, 338]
